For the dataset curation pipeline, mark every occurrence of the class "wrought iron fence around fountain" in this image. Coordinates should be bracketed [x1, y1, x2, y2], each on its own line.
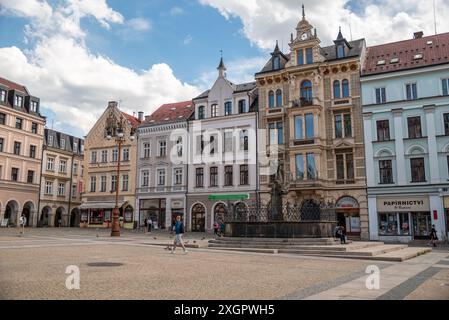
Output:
[222, 202, 337, 223]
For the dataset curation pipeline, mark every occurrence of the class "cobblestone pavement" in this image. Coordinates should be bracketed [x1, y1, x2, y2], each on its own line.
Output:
[0, 228, 448, 300]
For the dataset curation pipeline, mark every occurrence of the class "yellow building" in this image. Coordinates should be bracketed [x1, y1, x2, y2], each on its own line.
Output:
[81, 101, 140, 229]
[0, 77, 45, 227]
[256, 7, 369, 239]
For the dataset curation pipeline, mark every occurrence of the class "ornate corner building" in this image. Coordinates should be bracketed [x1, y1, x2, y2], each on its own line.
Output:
[256, 7, 369, 240]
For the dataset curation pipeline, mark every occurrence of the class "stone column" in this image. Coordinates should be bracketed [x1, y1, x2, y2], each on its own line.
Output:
[165, 198, 171, 230]
[424, 105, 439, 184]
[368, 196, 378, 241]
[363, 112, 375, 187]
[393, 108, 406, 185]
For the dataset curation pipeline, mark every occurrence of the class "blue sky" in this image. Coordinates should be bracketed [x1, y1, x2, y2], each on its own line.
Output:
[1, 0, 448, 137]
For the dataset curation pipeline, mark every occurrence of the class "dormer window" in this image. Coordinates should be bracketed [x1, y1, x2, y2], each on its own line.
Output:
[337, 45, 345, 58]
[48, 135, 53, 147]
[14, 95, 23, 107]
[297, 49, 304, 65]
[224, 102, 232, 116]
[273, 56, 280, 70]
[211, 104, 218, 118]
[30, 101, 38, 112]
[390, 58, 399, 64]
[198, 106, 205, 119]
[306, 48, 313, 64]
[413, 53, 423, 60]
[0, 90, 6, 102]
[73, 141, 78, 152]
[377, 60, 386, 66]
[60, 138, 65, 150]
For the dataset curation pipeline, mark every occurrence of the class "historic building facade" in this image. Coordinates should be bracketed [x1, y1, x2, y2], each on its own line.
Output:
[0, 77, 45, 227]
[187, 58, 259, 232]
[362, 31, 449, 242]
[38, 129, 84, 227]
[81, 101, 140, 229]
[256, 8, 369, 239]
[136, 101, 193, 230]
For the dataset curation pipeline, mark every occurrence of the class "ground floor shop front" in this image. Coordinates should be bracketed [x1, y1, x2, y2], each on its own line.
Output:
[79, 197, 136, 229]
[137, 195, 185, 230]
[38, 202, 81, 227]
[368, 190, 447, 243]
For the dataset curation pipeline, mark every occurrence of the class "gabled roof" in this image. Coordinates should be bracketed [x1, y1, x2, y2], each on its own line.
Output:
[121, 112, 141, 128]
[362, 32, 449, 76]
[142, 101, 193, 126]
[193, 81, 256, 100]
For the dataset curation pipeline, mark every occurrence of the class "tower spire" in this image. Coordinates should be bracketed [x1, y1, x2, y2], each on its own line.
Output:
[217, 52, 226, 78]
[302, 3, 305, 19]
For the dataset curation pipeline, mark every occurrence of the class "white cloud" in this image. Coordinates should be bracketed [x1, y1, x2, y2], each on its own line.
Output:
[183, 34, 193, 45]
[170, 6, 185, 16]
[0, 0, 200, 135]
[127, 18, 151, 31]
[199, 0, 449, 49]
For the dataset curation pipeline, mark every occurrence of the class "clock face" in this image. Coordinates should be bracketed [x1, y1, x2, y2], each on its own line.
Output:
[301, 33, 308, 40]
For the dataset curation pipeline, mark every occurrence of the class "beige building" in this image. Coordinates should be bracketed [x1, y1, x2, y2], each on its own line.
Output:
[0, 77, 45, 227]
[39, 128, 84, 227]
[256, 7, 369, 239]
[81, 101, 140, 229]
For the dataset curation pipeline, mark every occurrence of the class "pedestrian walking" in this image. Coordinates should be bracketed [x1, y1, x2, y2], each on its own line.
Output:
[19, 214, 26, 234]
[429, 225, 438, 247]
[171, 215, 187, 254]
[148, 218, 152, 233]
[338, 225, 347, 244]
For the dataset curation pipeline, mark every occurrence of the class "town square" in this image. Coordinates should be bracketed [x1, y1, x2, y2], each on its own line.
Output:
[1, 0, 449, 305]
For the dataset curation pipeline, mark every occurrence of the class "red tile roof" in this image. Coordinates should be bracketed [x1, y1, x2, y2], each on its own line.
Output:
[362, 32, 449, 76]
[121, 112, 141, 128]
[0, 77, 29, 94]
[143, 101, 193, 125]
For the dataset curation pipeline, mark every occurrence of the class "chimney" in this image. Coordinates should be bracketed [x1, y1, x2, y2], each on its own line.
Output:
[138, 111, 144, 121]
[144, 115, 151, 122]
[414, 31, 424, 39]
[108, 101, 118, 108]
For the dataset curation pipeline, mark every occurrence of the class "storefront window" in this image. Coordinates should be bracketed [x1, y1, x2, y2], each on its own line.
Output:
[399, 212, 410, 235]
[89, 210, 104, 225]
[378, 213, 398, 235]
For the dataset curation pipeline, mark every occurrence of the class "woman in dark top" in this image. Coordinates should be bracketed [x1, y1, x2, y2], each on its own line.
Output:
[429, 225, 438, 247]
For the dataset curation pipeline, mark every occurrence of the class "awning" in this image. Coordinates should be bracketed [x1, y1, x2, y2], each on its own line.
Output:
[79, 201, 128, 210]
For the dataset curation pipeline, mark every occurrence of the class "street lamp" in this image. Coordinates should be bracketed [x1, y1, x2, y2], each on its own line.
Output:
[105, 108, 135, 237]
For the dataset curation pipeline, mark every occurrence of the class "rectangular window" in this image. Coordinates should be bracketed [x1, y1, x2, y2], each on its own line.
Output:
[277, 122, 284, 144]
[143, 143, 151, 158]
[379, 160, 393, 184]
[376, 120, 390, 141]
[443, 78, 449, 96]
[157, 169, 166, 186]
[91, 151, 97, 163]
[15, 118, 23, 129]
[335, 115, 342, 138]
[73, 162, 78, 175]
[295, 154, 304, 180]
[407, 116, 422, 139]
[0, 137, 3, 152]
[31, 122, 38, 134]
[47, 157, 54, 171]
[30, 100, 38, 112]
[142, 170, 149, 187]
[122, 174, 129, 191]
[209, 135, 217, 155]
[196, 168, 204, 188]
[0, 113, 5, 125]
[240, 130, 248, 151]
[346, 153, 354, 181]
[60, 138, 65, 150]
[14, 95, 23, 107]
[306, 48, 313, 64]
[48, 135, 53, 147]
[158, 141, 166, 157]
[224, 132, 233, 152]
[174, 169, 183, 185]
[295, 116, 303, 140]
[307, 153, 316, 180]
[378, 213, 398, 236]
[444, 113, 449, 136]
[45, 181, 53, 194]
[100, 176, 107, 192]
[225, 166, 233, 186]
[411, 158, 425, 182]
[111, 175, 117, 191]
[0, 90, 6, 102]
[269, 122, 283, 145]
[58, 183, 65, 196]
[238, 100, 246, 114]
[11, 168, 19, 181]
[297, 49, 304, 65]
[90, 176, 96, 192]
[73, 141, 78, 152]
[406, 83, 418, 100]
[224, 102, 232, 115]
[72, 184, 77, 198]
[337, 45, 345, 58]
[27, 170, 34, 183]
[14, 141, 21, 155]
[101, 150, 108, 163]
[29, 145, 36, 158]
[305, 114, 314, 139]
[211, 104, 218, 117]
[344, 114, 352, 137]
[240, 164, 249, 185]
[375, 88, 386, 104]
[59, 160, 67, 173]
[176, 137, 183, 157]
[122, 148, 130, 161]
[336, 154, 345, 181]
[210, 167, 218, 187]
[112, 148, 118, 162]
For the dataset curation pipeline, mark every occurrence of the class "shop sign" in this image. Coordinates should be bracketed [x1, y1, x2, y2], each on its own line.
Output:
[377, 197, 429, 212]
[172, 201, 183, 209]
[336, 197, 359, 209]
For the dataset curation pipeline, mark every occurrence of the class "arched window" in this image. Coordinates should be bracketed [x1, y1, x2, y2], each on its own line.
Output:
[342, 79, 350, 98]
[198, 106, 205, 119]
[300, 81, 313, 103]
[211, 104, 218, 118]
[191, 203, 206, 232]
[276, 89, 282, 107]
[333, 80, 341, 99]
[268, 91, 275, 108]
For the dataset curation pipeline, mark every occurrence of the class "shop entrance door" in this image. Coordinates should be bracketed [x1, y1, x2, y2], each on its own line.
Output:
[412, 212, 431, 239]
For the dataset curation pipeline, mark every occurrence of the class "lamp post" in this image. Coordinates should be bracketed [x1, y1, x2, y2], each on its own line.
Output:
[105, 107, 135, 237]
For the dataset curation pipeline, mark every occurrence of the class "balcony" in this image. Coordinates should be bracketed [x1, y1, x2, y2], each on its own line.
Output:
[292, 98, 314, 108]
[136, 186, 186, 194]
